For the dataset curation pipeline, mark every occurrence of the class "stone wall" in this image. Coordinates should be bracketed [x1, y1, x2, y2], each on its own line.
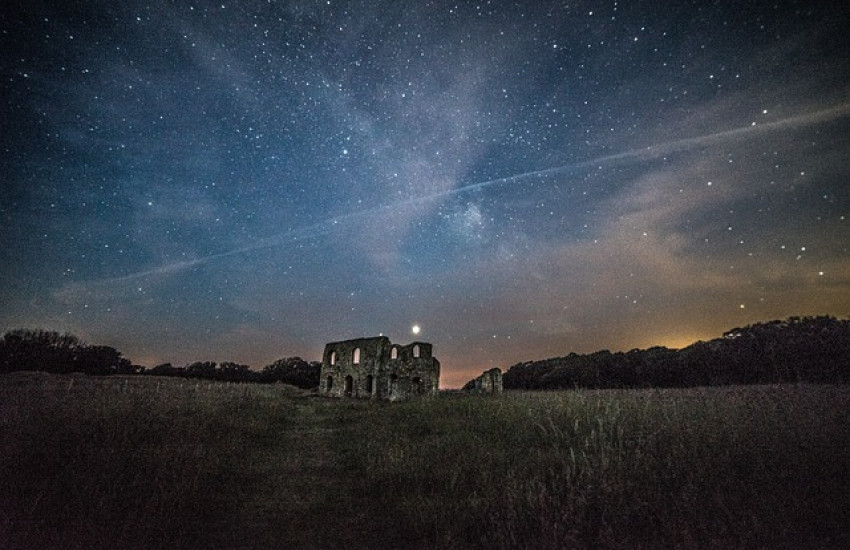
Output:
[469, 367, 503, 394]
[319, 336, 440, 400]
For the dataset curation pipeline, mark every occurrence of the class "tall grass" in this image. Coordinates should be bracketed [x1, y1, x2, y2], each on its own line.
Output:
[0, 373, 298, 549]
[332, 386, 850, 549]
[2, 374, 848, 548]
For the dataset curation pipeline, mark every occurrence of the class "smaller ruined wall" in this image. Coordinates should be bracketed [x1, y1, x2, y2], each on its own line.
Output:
[469, 368, 503, 394]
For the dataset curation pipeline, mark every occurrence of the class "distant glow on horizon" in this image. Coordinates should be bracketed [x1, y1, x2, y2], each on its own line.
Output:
[656, 335, 705, 350]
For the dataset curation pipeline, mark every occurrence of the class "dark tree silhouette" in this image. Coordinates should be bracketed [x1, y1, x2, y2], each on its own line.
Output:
[501, 316, 850, 390]
[0, 329, 138, 375]
[79, 345, 136, 375]
[185, 361, 217, 379]
[260, 357, 321, 388]
[147, 363, 185, 377]
[216, 361, 253, 381]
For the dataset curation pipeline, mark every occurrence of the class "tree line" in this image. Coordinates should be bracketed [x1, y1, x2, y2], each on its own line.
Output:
[145, 357, 321, 388]
[0, 329, 320, 388]
[502, 316, 850, 390]
[0, 329, 138, 376]
[4, 316, 849, 391]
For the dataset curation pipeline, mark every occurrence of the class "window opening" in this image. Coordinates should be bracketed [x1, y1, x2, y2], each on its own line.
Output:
[353, 348, 360, 364]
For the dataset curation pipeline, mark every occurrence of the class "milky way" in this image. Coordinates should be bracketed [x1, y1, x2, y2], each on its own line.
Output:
[3, 1, 849, 386]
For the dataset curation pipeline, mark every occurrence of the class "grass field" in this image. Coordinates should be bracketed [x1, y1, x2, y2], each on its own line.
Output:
[1, 373, 848, 549]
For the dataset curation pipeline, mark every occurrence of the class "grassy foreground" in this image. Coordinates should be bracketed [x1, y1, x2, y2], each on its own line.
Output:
[1, 374, 848, 549]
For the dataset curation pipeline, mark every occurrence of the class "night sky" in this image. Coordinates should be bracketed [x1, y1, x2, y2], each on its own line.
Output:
[2, 1, 849, 387]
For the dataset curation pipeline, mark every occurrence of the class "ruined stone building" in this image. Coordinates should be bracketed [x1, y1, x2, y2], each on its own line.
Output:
[468, 367, 504, 394]
[319, 337, 440, 400]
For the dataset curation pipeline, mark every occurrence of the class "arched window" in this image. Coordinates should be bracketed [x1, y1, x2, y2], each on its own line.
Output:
[412, 376, 423, 395]
[353, 348, 360, 364]
[330, 351, 336, 366]
[365, 374, 374, 394]
[390, 347, 398, 360]
[326, 375, 333, 392]
[344, 375, 354, 397]
[412, 345, 420, 358]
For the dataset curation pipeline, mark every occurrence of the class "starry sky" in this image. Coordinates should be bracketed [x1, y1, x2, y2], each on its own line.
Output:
[2, 1, 849, 387]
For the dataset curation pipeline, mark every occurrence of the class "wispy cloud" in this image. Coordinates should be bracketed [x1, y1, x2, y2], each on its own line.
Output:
[56, 101, 850, 299]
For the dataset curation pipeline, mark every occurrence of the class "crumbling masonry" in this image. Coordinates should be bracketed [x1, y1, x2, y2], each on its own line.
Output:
[469, 367, 504, 394]
[319, 336, 440, 400]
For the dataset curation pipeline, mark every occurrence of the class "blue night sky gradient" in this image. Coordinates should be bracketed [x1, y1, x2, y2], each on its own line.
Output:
[2, 1, 849, 386]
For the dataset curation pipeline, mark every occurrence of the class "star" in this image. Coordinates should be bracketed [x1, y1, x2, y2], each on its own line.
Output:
[1, 0, 848, 388]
